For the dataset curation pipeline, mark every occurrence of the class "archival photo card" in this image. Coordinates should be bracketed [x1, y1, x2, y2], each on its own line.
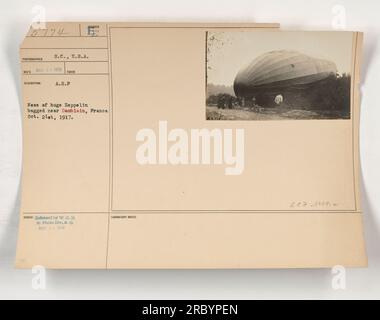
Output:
[16, 23, 366, 269]
[206, 31, 354, 120]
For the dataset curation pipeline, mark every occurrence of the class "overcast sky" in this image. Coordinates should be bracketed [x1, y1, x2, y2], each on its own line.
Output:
[207, 31, 353, 86]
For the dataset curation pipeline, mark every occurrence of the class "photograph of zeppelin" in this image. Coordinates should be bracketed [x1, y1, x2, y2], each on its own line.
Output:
[206, 31, 353, 120]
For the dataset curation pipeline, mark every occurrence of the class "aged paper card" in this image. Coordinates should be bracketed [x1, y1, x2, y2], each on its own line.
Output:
[16, 22, 367, 268]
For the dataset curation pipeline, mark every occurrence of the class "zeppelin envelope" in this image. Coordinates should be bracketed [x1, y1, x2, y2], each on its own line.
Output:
[15, 22, 367, 268]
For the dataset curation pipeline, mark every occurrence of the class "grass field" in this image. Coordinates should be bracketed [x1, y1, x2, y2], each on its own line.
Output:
[206, 106, 349, 121]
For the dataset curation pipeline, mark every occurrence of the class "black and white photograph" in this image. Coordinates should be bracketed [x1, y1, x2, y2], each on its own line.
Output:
[206, 31, 353, 120]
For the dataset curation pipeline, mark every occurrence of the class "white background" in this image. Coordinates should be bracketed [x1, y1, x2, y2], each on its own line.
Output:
[1, 0, 380, 300]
